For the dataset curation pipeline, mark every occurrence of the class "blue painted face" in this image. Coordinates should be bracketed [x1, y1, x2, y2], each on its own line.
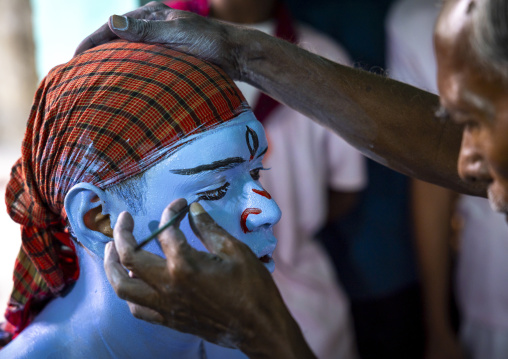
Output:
[123, 112, 281, 272]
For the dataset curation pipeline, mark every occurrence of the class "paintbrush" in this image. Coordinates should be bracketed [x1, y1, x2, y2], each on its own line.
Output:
[134, 201, 197, 251]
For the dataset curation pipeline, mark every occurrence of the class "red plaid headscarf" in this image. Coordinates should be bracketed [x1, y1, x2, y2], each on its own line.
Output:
[3, 40, 249, 336]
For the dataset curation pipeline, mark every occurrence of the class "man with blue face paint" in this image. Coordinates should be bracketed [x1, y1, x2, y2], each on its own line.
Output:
[1, 40, 286, 358]
[71, 0, 508, 358]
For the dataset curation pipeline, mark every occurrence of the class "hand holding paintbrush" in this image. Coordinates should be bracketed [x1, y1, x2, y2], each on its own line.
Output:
[134, 200, 199, 251]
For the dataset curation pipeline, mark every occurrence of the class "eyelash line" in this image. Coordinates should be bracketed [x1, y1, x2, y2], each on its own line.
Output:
[195, 167, 271, 201]
[250, 167, 270, 181]
[197, 182, 230, 201]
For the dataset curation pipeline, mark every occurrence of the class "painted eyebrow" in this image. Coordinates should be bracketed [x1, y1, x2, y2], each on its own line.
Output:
[170, 157, 246, 175]
[256, 147, 268, 159]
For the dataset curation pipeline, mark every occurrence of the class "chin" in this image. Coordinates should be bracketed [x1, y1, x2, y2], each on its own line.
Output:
[259, 254, 275, 273]
[487, 185, 508, 215]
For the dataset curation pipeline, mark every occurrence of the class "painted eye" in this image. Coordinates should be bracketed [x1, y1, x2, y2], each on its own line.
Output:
[250, 168, 261, 181]
[250, 167, 269, 181]
[197, 182, 230, 201]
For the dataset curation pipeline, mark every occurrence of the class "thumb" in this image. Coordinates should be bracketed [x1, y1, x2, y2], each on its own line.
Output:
[109, 15, 157, 42]
[189, 203, 245, 257]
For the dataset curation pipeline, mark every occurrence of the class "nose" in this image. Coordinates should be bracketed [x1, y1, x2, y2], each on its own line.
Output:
[240, 186, 281, 233]
[458, 131, 492, 185]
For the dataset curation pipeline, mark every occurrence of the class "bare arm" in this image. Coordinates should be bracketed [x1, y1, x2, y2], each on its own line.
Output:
[411, 179, 463, 359]
[76, 3, 486, 197]
[236, 32, 480, 195]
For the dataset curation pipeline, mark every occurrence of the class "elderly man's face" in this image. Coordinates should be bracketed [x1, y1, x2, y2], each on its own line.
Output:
[435, 0, 508, 216]
[128, 112, 281, 271]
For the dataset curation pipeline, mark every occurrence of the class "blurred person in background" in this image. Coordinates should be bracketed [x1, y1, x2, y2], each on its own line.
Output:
[300, 1, 423, 357]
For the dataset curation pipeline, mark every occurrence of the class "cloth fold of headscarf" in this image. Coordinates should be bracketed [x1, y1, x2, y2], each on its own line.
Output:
[3, 40, 248, 337]
[163, 0, 298, 123]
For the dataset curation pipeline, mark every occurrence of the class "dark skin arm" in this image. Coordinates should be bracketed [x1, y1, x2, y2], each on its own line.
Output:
[76, 3, 486, 197]
[106, 199, 315, 359]
[411, 180, 464, 359]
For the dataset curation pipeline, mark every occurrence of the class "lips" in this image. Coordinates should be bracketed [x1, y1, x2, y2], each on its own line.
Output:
[256, 243, 276, 263]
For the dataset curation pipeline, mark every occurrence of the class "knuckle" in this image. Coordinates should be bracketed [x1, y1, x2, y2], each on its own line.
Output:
[115, 282, 130, 300]
[142, 2, 169, 18]
[152, 2, 170, 11]
[169, 260, 194, 282]
[120, 249, 136, 268]
[129, 304, 147, 320]
[145, 1, 161, 8]
[137, 20, 155, 42]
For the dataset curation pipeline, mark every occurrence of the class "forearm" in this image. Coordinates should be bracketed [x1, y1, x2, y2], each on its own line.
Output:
[82, 7, 485, 196]
[236, 30, 484, 196]
[411, 179, 455, 335]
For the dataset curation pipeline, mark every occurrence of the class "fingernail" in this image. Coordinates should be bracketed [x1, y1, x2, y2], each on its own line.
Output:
[111, 15, 128, 31]
[190, 202, 205, 216]
[170, 198, 188, 213]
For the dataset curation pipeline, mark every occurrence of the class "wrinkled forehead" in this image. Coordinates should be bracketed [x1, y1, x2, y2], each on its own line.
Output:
[435, 0, 475, 43]
[435, 0, 476, 87]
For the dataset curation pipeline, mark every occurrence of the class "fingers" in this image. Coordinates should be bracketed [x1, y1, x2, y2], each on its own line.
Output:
[74, 22, 118, 56]
[127, 302, 165, 325]
[157, 199, 203, 268]
[162, 198, 188, 228]
[188, 203, 245, 257]
[104, 241, 160, 308]
[113, 211, 169, 287]
[74, 2, 171, 56]
[108, 11, 195, 45]
[108, 15, 163, 43]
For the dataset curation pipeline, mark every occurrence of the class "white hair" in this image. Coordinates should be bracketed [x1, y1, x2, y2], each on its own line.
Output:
[469, 0, 508, 80]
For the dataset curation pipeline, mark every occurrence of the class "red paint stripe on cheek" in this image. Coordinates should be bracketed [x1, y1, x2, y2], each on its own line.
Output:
[252, 188, 272, 199]
[240, 208, 262, 233]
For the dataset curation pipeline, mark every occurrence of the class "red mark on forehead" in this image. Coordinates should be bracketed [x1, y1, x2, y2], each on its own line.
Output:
[252, 188, 271, 199]
[240, 208, 262, 233]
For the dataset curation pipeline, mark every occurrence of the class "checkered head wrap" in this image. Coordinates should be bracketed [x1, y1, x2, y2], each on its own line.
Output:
[3, 40, 249, 335]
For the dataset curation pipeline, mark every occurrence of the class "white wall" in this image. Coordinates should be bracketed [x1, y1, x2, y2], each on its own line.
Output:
[32, 0, 138, 79]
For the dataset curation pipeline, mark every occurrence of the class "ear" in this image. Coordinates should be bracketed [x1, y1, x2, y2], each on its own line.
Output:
[65, 183, 117, 259]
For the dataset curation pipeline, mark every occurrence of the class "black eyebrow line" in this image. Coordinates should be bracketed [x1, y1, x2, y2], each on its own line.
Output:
[256, 147, 268, 159]
[170, 157, 246, 175]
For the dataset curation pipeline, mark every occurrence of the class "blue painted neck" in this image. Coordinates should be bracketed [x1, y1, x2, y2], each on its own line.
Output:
[3, 245, 203, 358]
